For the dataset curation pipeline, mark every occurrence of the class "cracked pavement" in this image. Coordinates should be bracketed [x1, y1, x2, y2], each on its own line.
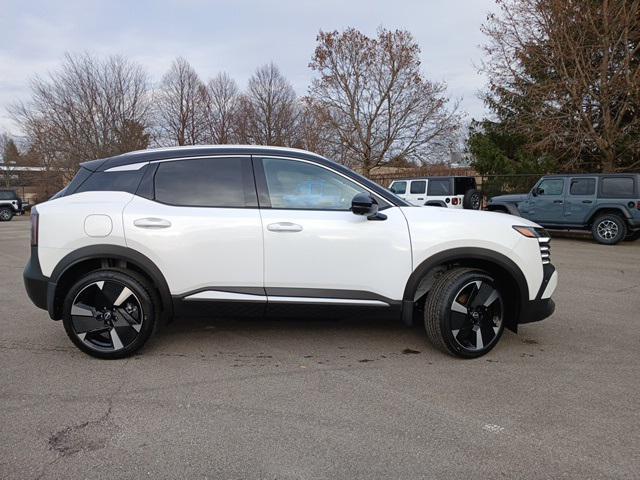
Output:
[1, 217, 639, 479]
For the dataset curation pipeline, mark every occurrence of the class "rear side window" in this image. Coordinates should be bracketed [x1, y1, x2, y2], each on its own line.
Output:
[427, 179, 451, 196]
[154, 157, 255, 207]
[410, 180, 426, 194]
[569, 178, 596, 196]
[75, 168, 145, 195]
[453, 177, 476, 194]
[390, 181, 407, 194]
[600, 177, 635, 198]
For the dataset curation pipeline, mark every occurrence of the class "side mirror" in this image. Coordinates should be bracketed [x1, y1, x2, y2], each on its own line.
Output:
[351, 192, 378, 216]
[351, 193, 386, 220]
[532, 187, 540, 197]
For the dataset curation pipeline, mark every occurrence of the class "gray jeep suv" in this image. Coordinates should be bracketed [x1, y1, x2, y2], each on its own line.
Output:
[487, 174, 640, 245]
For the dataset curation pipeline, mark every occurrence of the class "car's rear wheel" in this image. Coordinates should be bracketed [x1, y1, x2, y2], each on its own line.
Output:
[463, 189, 482, 210]
[62, 270, 159, 359]
[0, 207, 13, 221]
[424, 268, 505, 358]
[592, 214, 626, 245]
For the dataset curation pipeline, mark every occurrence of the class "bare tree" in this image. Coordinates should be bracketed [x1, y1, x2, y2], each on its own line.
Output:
[241, 62, 299, 146]
[10, 53, 150, 175]
[309, 28, 461, 177]
[204, 72, 240, 144]
[155, 57, 208, 146]
[481, 0, 640, 172]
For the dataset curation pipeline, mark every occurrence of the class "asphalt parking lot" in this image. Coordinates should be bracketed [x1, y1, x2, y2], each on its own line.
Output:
[1, 216, 639, 479]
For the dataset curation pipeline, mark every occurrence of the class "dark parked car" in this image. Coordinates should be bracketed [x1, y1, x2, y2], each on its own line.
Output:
[0, 189, 23, 221]
[487, 174, 640, 245]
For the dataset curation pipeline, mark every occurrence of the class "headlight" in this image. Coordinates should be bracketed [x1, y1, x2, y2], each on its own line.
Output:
[512, 226, 550, 238]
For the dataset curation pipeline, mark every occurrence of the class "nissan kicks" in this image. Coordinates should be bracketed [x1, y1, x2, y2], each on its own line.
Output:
[24, 146, 557, 359]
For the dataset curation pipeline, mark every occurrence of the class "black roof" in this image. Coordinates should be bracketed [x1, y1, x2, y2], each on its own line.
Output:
[80, 145, 331, 172]
[79, 145, 410, 207]
[542, 173, 640, 178]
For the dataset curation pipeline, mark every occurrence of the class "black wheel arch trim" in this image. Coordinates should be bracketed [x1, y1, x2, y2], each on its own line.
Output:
[48, 244, 172, 321]
[588, 205, 632, 224]
[487, 202, 520, 216]
[402, 247, 531, 331]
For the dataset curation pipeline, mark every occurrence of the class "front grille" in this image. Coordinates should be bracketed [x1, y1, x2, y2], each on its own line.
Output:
[538, 237, 551, 264]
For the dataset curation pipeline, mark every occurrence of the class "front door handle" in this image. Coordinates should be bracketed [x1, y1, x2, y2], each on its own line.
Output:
[553, 200, 564, 204]
[267, 222, 303, 232]
[134, 218, 172, 229]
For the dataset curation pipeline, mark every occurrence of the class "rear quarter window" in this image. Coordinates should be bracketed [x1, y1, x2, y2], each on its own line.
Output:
[599, 177, 635, 198]
[74, 168, 146, 195]
[427, 178, 451, 196]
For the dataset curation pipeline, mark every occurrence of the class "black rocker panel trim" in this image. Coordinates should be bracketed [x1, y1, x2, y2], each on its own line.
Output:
[48, 245, 173, 321]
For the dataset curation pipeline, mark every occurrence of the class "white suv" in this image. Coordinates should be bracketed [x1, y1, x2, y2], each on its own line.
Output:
[389, 176, 482, 209]
[24, 146, 557, 359]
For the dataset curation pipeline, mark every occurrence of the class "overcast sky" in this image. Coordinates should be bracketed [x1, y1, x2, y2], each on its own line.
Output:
[0, 0, 498, 134]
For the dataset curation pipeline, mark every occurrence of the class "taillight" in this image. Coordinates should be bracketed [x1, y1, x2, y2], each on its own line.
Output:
[637, 200, 640, 210]
[452, 197, 459, 205]
[30, 208, 39, 247]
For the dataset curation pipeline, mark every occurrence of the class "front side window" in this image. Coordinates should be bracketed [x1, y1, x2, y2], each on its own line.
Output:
[537, 179, 564, 196]
[262, 158, 366, 210]
[154, 157, 255, 207]
[410, 180, 426, 194]
[390, 181, 407, 194]
[427, 179, 451, 196]
[569, 178, 596, 196]
[600, 177, 635, 198]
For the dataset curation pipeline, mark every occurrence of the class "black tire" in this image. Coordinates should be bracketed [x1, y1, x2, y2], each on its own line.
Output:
[463, 189, 483, 210]
[424, 268, 505, 358]
[62, 269, 159, 359]
[0, 207, 14, 221]
[591, 214, 626, 245]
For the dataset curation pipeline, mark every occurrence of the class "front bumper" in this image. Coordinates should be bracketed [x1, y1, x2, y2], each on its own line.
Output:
[518, 263, 557, 325]
[519, 298, 555, 324]
[23, 246, 49, 311]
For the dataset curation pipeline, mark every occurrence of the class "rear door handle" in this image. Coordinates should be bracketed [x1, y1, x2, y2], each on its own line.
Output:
[267, 222, 303, 232]
[417, 197, 424, 201]
[134, 218, 172, 229]
[553, 200, 564, 204]
[582, 200, 593, 204]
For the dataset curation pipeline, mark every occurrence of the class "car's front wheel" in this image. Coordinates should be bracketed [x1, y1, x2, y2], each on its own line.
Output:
[62, 270, 159, 359]
[0, 207, 13, 221]
[424, 268, 505, 358]
[592, 214, 626, 245]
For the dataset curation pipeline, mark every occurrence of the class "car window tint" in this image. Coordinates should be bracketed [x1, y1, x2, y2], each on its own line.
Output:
[390, 181, 406, 194]
[569, 178, 596, 196]
[538, 179, 564, 195]
[75, 168, 146, 194]
[262, 158, 365, 210]
[410, 180, 426, 194]
[155, 157, 253, 207]
[427, 179, 451, 196]
[0, 191, 15, 200]
[600, 177, 635, 198]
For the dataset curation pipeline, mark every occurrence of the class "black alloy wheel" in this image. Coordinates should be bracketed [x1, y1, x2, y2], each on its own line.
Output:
[425, 268, 505, 358]
[62, 270, 158, 359]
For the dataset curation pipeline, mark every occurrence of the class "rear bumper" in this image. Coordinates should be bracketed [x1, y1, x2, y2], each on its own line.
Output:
[23, 246, 49, 311]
